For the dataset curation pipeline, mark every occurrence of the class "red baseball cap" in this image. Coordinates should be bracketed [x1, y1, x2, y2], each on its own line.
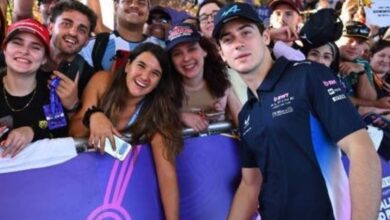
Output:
[3, 18, 50, 55]
[269, 0, 302, 13]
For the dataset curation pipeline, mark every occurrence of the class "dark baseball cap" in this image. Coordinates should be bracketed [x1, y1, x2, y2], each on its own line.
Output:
[299, 9, 343, 49]
[148, 6, 172, 24]
[269, 0, 302, 13]
[212, 2, 262, 40]
[343, 21, 370, 40]
[166, 23, 201, 51]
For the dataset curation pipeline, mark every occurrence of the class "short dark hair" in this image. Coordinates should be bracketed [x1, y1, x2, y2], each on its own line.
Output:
[370, 39, 390, 56]
[49, 0, 98, 35]
[196, 0, 224, 19]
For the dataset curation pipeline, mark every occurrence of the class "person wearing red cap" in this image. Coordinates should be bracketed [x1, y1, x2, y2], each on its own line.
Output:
[0, 18, 68, 157]
[268, 0, 302, 49]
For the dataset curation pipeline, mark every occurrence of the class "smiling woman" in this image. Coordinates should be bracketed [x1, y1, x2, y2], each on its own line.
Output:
[69, 42, 183, 220]
[0, 18, 68, 158]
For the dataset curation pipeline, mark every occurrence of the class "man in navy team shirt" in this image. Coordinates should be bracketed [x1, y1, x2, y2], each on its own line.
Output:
[213, 2, 381, 220]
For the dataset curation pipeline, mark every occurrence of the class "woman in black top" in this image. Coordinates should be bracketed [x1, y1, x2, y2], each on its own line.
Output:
[0, 18, 68, 157]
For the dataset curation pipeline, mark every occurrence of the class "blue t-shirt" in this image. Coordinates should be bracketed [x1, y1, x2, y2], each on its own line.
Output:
[239, 57, 364, 220]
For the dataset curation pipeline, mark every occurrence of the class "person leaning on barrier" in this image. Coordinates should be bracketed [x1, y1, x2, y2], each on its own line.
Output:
[69, 43, 182, 220]
[166, 23, 241, 133]
[0, 19, 68, 157]
[213, 3, 381, 220]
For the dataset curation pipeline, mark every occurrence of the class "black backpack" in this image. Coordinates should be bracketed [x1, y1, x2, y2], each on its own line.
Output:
[91, 32, 111, 71]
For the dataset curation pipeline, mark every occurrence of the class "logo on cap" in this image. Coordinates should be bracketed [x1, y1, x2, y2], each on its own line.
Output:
[168, 25, 194, 42]
[222, 5, 241, 17]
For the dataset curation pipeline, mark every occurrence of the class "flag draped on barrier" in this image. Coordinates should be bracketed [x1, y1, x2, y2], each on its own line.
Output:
[0, 135, 241, 220]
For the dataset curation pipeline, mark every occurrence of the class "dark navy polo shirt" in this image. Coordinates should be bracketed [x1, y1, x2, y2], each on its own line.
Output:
[239, 57, 365, 220]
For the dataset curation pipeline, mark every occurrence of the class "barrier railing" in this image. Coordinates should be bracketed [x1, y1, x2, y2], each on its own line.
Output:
[75, 121, 235, 153]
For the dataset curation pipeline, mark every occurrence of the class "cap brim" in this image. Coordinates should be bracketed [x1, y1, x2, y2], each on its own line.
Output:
[269, 1, 299, 13]
[343, 34, 368, 40]
[167, 36, 200, 51]
[4, 28, 50, 54]
[149, 9, 172, 20]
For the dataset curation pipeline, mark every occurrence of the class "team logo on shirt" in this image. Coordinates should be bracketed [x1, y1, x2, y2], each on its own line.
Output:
[271, 92, 295, 117]
[322, 80, 337, 87]
[242, 115, 252, 136]
[39, 120, 48, 129]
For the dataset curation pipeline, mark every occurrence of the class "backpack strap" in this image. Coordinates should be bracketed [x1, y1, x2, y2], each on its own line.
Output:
[91, 32, 111, 71]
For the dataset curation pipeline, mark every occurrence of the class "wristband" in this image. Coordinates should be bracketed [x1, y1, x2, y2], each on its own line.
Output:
[82, 106, 104, 128]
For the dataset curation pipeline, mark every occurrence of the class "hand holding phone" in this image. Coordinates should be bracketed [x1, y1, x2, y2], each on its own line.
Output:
[58, 60, 79, 81]
[104, 135, 132, 161]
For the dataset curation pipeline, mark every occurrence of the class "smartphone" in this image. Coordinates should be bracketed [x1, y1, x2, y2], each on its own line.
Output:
[58, 60, 79, 81]
[104, 136, 132, 161]
[0, 115, 13, 128]
[0, 115, 12, 141]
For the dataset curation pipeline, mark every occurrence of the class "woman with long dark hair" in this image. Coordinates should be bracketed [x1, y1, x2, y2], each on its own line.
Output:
[166, 23, 241, 132]
[70, 43, 182, 220]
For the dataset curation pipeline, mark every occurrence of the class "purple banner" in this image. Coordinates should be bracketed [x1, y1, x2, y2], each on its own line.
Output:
[0, 135, 241, 220]
[343, 156, 390, 220]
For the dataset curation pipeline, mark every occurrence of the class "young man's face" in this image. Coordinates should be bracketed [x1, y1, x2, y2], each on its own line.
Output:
[270, 4, 300, 32]
[336, 36, 366, 61]
[115, 0, 149, 27]
[49, 10, 91, 56]
[218, 19, 270, 75]
[198, 2, 221, 39]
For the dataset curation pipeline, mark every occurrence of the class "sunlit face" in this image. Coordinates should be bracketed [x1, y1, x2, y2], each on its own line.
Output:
[270, 4, 300, 31]
[171, 41, 207, 80]
[4, 32, 47, 75]
[307, 44, 334, 68]
[370, 47, 390, 74]
[336, 36, 366, 61]
[115, 0, 149, 27]
[48, 10, 91, 56]
[125, 51, 162, 98]
[219, 19, 270, 75]
[198, 3, 220, 39]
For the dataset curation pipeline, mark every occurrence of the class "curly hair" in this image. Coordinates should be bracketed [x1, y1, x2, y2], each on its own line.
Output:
[99, 43, 183, 161]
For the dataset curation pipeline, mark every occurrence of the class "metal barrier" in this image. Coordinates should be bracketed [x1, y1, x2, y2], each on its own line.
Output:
[75, 121, 235, 153]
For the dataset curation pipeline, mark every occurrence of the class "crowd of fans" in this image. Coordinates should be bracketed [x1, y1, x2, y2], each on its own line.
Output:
[0, 0, 389, 219]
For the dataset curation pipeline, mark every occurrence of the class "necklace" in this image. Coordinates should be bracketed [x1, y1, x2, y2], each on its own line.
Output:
[3, 85, 37, 112]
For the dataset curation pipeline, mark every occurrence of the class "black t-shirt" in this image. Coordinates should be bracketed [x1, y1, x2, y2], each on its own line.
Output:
[0, 72, 68, 141]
